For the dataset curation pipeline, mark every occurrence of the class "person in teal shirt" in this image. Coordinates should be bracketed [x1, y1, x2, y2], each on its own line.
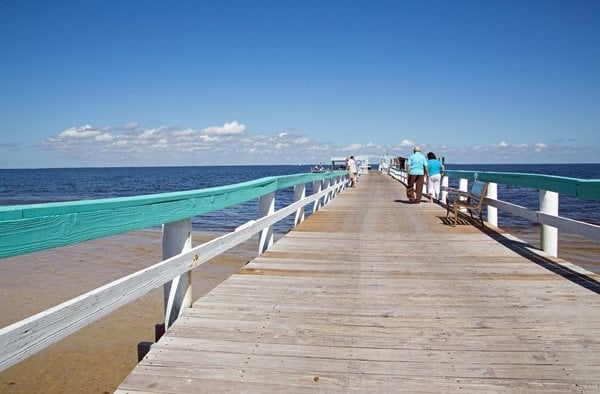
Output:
[406, 146, 428, 203]
[426, 152, 444, 203]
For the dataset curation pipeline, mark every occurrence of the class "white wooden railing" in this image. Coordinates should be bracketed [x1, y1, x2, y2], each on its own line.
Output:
[0, 171, 348, 372]
[389, 166, 600, 257]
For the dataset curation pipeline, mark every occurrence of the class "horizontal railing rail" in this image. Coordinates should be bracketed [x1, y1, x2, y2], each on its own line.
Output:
[388, 166, 600, 257]
[0, 172, 345, 259]
[0, 171, 348, 372]
[443, 169, 600, 201]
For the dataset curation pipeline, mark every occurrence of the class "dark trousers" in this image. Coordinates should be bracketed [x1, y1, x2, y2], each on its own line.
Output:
[406, 174, 425, 203]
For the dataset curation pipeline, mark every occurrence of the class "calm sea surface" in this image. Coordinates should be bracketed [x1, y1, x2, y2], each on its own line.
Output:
[1, 163, 599, 232]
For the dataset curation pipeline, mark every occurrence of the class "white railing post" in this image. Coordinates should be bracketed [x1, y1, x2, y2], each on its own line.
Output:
[330, 177, 335, 199]
[330, 176, 337, 198]
[334, 175, 342, 196]
[323, 178, 331, 205]
[441, 176, 449, 204]
[258, 192, 275, 254]
[540, 189, 559, 257]
[162, 218, 193, 329]
[313, 180, 322, 212]
[458, 178, 469, 212]
[294, 183, 306, 227]
[487, 182, 498, 227]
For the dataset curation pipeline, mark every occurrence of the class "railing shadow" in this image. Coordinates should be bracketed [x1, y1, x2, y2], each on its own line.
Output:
[439, 215, 600, 294]
[392, 184, 599, 293]
[439, 215, 472, 226]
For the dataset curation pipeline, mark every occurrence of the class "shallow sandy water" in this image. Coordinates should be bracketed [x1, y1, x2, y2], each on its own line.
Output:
[505, 226, 600, 275]
[0, 230, 260, 394]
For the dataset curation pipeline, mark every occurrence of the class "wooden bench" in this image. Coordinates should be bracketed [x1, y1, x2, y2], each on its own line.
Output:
[445, 180, 489, 226]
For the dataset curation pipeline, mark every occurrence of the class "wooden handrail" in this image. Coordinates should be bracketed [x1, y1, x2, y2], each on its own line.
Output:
[444, 170, 600, 201]
[0, 171, 348, 372]
[0, 171, 347, 259]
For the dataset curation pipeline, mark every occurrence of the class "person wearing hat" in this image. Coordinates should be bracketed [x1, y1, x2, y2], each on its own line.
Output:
[347, 155, 357, 187]
[406, 145, 428, 203]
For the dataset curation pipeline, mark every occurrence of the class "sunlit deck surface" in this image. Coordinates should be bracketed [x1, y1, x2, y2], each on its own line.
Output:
[117, 171, 600, 393]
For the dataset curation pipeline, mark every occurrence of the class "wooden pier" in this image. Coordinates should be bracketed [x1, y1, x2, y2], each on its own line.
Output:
[117, 171, 600, 393]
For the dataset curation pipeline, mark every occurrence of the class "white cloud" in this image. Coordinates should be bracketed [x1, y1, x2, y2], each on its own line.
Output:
[174, 129, 196, 137]
[200, 135, 218, 142]
[343, 143, 364, 151]
[203, 121, 246, 135]
[38, 121, 598, 165]
[95, 133, 113, 142]
[293, 137, 310, 144]
[138, 130, 158, 140]
[306, 145, 329, 153]
[124, 122, 139, 130]
[59, 125, 101, 139]
[153, 139, 168, 148]
[397, 139, 417, 150]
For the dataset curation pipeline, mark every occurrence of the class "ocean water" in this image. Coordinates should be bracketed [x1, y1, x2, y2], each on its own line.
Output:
[445, 163, 600, 227]
[1, 164, 599, 233]
[0, 165, 320, 234]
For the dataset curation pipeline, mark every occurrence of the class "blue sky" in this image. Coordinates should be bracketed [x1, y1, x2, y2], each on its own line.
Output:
[1, 0, 598, 168]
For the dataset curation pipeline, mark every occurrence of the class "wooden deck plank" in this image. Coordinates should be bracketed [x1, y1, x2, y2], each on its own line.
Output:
[117, 171, 600, 393]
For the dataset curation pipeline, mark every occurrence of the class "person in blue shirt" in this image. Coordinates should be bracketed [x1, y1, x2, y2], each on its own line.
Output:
[406, 146, 428, 203]
[426, 152, 444, 203]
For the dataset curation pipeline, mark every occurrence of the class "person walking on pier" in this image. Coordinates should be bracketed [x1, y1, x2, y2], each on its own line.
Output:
[426, 151, 444, 203]
[347, 156, 357, 187]
[406, 146, 428, 203]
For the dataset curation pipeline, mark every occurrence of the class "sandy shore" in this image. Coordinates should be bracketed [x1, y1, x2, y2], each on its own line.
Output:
[0, 227, 597, 393]
[0, 230, 260, 394]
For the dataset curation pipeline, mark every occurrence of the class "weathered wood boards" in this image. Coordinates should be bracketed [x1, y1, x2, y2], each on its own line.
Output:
[117, 172, 600, 393]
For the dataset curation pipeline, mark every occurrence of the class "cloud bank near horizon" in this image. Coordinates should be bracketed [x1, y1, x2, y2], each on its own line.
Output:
[6, 120, 594, 166]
